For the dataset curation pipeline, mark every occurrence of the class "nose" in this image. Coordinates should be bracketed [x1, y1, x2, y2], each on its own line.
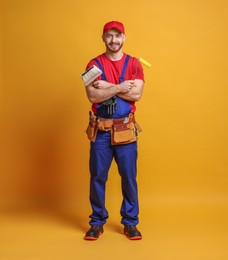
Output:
[111, 35, 118, 42]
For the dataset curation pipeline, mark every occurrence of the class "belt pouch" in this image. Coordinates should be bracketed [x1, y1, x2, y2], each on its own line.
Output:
[86, 120, 98, 142]
[111, 121, 137, 145]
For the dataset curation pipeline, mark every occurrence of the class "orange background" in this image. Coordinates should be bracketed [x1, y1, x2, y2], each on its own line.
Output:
[0, 0, 228, 259]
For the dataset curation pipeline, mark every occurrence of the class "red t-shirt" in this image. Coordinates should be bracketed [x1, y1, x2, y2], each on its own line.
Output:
[86, 53, 144, 117]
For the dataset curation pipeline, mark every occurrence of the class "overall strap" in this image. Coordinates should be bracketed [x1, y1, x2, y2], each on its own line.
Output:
[93, 58, 107, 81]
[119, 55, 130, 83]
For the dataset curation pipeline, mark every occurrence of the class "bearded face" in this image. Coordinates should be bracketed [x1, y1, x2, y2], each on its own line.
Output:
[103, 29, 126, 53]
[105, 41, 123, 53]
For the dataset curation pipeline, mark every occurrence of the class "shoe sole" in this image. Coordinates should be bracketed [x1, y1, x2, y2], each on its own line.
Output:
[84, 232, 103, 241]
[128, 236, 142, 240]
[84, 236, 98, 240]
[124, 232, 142, 240]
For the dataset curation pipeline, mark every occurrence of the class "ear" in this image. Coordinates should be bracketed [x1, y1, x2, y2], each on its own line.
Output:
[122, 33, 126, 42]
[102, 34, 105, 42]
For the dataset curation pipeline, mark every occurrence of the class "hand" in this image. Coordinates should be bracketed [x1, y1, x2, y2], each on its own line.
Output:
[117, 80, 134, 93]
[92, 80, 111, 89]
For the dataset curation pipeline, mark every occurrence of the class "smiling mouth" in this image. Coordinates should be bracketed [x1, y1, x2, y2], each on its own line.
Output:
[110, 43, 119, 48]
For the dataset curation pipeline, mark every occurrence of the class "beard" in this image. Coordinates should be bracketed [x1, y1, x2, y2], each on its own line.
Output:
[105, 42, 123, 53]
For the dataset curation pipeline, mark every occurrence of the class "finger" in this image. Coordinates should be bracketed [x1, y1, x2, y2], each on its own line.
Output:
[92, 81, 99, 88]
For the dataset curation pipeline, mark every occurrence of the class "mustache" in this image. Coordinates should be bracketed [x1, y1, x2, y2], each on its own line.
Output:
[109, 42, 120, 45]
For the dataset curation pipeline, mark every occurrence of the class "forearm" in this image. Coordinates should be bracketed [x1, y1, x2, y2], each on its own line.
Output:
[86, 79, 136, 103]
[117, 89, 142, 101]
[117, 79, 144, 101]
[86, 84, 120, 103]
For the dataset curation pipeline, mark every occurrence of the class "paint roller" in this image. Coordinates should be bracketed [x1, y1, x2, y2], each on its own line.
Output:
[138, 57, 151, 68]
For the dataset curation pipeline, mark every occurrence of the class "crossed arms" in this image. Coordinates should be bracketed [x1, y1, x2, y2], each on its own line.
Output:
[85, 79, 144, 104]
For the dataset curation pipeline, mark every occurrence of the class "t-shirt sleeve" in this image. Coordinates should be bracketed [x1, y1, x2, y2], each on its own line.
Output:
[85, 60, 96, 70]
[132, 58, 144, 81]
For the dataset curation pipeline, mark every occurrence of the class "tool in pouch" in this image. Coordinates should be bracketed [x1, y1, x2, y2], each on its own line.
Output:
[85, 111, 98, 142]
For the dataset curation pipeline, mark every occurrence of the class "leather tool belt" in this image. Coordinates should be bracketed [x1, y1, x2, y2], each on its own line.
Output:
[86, 112, 142, 145]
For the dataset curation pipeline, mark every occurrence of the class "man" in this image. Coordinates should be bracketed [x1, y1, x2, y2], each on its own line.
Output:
[84, 21, 144, 240]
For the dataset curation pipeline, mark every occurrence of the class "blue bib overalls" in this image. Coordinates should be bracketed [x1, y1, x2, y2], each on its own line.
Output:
[89, 55, 139, 226]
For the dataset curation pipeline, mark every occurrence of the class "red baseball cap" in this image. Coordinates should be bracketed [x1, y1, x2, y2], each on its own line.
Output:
[103, 21, 125, 34]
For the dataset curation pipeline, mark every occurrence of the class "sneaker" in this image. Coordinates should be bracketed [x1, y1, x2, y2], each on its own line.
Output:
[84, 225, 104, 240]
[124, 225, 142, 240]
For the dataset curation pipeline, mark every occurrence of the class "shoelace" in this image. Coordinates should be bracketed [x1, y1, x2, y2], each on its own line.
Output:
[92, 225, 101, 230]
[127, 226, 137, 230]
